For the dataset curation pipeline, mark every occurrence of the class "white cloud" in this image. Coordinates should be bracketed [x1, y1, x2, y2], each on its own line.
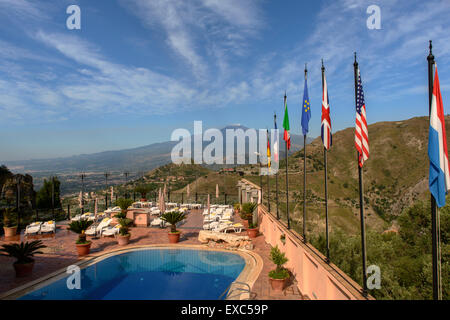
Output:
[121, 0, 263, 79]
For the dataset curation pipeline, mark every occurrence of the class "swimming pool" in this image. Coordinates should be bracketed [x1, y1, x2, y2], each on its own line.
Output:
[19, 248, 246, 300]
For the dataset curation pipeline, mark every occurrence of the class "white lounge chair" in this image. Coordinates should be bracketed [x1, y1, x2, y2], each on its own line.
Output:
[105, 206, 121, 214]
[40, 221, 56, 234]
[203, 221, 220, 230]
[151, 218, 162, 227]
[101, 224, 120, 237]
[86, 218, 112, 236]
[212, 221, 233, 233]
[71, 214, 82, 221]
[25, 222, 42, 235]
[229, 223, 244, 233]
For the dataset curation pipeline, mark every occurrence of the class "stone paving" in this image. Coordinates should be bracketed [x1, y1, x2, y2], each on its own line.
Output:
[0, 209, 302, 300]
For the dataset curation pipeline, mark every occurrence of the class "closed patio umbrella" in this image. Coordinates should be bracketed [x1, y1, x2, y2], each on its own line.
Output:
[78, 191, 83, 209]
[159, 188, 165, 214]
[207, 194, 210, 215]
[216, 184, 219, 198]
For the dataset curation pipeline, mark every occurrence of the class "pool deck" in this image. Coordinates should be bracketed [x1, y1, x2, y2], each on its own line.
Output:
[0, 210, 303, 300]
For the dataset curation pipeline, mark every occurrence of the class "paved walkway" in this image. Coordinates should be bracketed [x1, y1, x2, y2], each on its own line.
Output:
[0, 210, 302, 300]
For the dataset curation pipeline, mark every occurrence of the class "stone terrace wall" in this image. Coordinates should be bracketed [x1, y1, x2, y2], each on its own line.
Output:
[258, 205, 374, 300]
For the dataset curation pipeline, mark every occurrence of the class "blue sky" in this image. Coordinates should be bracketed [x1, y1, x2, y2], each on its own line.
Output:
[1, 0, 450, 161]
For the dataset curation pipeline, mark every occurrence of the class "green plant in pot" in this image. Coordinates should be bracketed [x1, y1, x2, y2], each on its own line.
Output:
[68, 219, 94, 256]
[114, 198, 134, 222]
[161, 211, 186, 243]
[233, 203, 241, 213]
[268, 245, 290, 292]
[0, 240, 46, 277]
[117, 217, 133, 246]
[247, 221, 259, 238]
[240, 202, 257, 229]
[3, 208, 18, 237]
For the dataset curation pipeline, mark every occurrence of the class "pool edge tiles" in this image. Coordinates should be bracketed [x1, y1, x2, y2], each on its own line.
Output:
[0, 245, 263, 300]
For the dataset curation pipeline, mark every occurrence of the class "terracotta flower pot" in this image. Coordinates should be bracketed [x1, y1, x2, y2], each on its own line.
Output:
[168, 231, 181, 243]
[3, 226, 17, 237]
[241, 220, 249, 228]
[14, 261, 34, 277]
[117, 234, 131, 246]
[76, 242, 91, 256]
[247, 228, 258, 238]
[269, 277, 288, 292]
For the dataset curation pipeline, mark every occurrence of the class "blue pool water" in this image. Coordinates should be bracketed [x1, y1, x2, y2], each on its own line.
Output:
[19, 249, 245, 300]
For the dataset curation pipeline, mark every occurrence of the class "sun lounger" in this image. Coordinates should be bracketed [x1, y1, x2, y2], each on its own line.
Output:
[151, 217, 163, 227]
[40, 221, 56, 234]
[71, 214, 82, 221]
[151, 209, 161, 216]
[86, 218, 111, 236]
[212, 221, 233, 233]
[203, 221, 220, 230]
[105, 206, 121, 214]
[25, 222, 42, 235]
[101, 224, 120, 237]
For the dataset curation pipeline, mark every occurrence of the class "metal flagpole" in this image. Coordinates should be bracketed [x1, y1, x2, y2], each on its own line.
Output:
[427, 40, 440, 300]
[354, 53, 367, 296]
[275, 113, 280, 220]
[124, 171, 129, 198]
[322, 60, 330, 262]
[267, 129, 271, 212]
[303, 64, 308, 242]
[80, 173, 86, 215]
[285, 92, 290, 229]
[51, 176, 55, 222]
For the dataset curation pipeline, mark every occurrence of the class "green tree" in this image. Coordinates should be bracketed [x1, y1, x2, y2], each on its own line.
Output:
[36, 177, 61, 210]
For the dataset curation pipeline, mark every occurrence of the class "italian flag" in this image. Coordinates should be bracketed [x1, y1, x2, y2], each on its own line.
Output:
[283, 95, 291, 150]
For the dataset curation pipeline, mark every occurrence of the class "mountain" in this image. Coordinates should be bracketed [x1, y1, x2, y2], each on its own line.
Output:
[4, 125, 311, 173]
[218, 116, 442, 235]
[2, 125, 312, 194]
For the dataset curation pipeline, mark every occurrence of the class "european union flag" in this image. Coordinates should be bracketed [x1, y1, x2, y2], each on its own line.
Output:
[301, 77, 311, 136]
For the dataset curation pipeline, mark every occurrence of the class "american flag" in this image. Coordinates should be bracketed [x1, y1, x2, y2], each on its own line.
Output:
[321, 72, 332, 149]
[355, 67, 369, 167]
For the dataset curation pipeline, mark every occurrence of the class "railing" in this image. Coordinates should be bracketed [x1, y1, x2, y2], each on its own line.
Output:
[218, 281, 252, 300]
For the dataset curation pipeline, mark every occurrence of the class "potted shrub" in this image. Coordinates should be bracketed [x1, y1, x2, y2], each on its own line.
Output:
[117, 217, 133, 246]
[114, 198, 134, 223]
[0, 240, 46, 277]
[68, 220, 94, 256]
[240, 202, 257, 228]
[161, 211, 186, 244]
[233, 203, 241, 214]
[268, 245, 290, 292]
[247, 221, 259, 238]
[3, 208, 18, 237]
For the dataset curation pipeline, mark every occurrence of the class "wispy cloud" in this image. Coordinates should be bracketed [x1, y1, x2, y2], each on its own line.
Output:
[121, 0, 263, 79]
